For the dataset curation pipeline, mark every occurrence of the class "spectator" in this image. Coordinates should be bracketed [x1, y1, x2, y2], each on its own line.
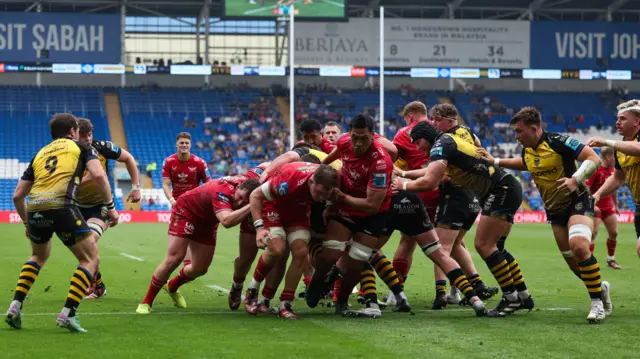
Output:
[145, 161, 157, 178]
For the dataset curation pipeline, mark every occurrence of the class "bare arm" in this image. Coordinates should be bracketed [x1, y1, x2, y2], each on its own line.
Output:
[117, 149, 141, 188]
[588, 136, 640, 156]
[473, 135, 482, 148]
[377, 136, 398, 162]
[162, 178, 174, 204]
[402, 167, 429, 179]
[594, 169, 626, 201]
[12, 180, 33, 224]
[335, 187, 387, 214]
[249, 186, 267, 227]
[260, 152, 299, 183]
[86, 159, 113, 203]
[403, 161, 446, 192]
[322, 147, 341, 166]
[216, 205, 252, 229]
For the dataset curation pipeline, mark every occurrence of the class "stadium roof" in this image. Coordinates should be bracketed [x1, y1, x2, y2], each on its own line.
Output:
[1, 0, 639, 22]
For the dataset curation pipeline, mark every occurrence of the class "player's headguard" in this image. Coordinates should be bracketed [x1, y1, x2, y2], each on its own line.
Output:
[410, 121, 441, 145]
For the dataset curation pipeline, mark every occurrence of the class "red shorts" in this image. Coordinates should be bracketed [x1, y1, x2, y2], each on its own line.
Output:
[595, 206, 616, 220]
[263, 200, 310, 230]
[168, 204, 218, 247]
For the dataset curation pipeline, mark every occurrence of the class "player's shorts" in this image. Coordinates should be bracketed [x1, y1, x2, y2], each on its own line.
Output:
[263, 200, 310, 235]
[168, 202, 218, 247]
[77, 204, 109, 223]
[481, 174, 522, 224]
[328, 211, 389, 237]
[419, 190, 440, 221]
[546, 192, 595, 227]
[595, 206, 616, 220]
[381, 191, 434, 237]
[27, 207, 92, 247]
[436, 184, 481, 231]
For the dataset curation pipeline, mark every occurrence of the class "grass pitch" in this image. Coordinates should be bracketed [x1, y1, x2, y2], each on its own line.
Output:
[225, 0, 345, 19]
[1, 223, 639, 358]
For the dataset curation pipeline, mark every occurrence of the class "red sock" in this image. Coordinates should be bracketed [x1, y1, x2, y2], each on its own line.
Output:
[261, 285, 276, 300]
[279, 289, 295, 302]
[253, 255, 274, 283]
[142, 275, 167, 306]
[332, 278, 341, 302]
[589, 243, 595, 253]
[606, 239, 617, 257]
[303, 276, 312, 288]
[168, 268, 194, 293]
[393, 259, 410, 284]
[183, 259, 192, 266]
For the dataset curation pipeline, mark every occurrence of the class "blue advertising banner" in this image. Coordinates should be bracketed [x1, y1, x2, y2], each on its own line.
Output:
[531, 21, 640, 70]
[0, 12, 121, 63]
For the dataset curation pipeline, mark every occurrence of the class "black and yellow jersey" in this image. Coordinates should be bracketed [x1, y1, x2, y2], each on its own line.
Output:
[429, 133, 502, 199]
[521, 131, 586, 213]
[76, 140, 122, 206]
[292, 147, 342, 170]
[614, 131, 640, 205]
[21, 138, 98, 212]
[440, 125, 478, 197]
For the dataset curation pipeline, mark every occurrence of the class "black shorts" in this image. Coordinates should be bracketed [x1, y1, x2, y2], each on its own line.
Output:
[634, 207, 640, 239]
[381, 191, 434, 237]
[310, 202, 327, 236]
[328, 211, 388, 237]
[78, 204, 109, 223]
[481, 174, 522, 224]
[436, 184, 481, 231]
[547, 192, 595, 226]
[27, 207, 92, 247]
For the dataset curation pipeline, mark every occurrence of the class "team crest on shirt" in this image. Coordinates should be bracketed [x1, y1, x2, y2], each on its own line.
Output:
[177, 173, 188, 182]
[184, 222, 195, 234]
[534, 157, 540, 167]
[277, 182, 289, 196]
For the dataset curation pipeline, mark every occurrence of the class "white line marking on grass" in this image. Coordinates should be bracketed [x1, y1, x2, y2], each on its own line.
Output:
[207, 284, 245, 300]
[119, 252, 145, 261]
[319, 0, 345, 7]
[23, 307, 573, 317]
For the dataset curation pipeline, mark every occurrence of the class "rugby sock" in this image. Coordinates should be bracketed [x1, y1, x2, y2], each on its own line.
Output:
[12, 261, 40, 306]
[435, 280, 447, 297]
[503, 250, 530, 299]
[303, 276, 312, 288]
[62, 266, 93, 317]
[279, 289, 295, 304]
[95, 271, 104, 289]
[579, 256, 603, 300]
[589, 244, 595, 253]
[359, 263, 377, 303]
[249, 255, 273, 289]
[261, 285, 276, 302]
[484, 250, 517, 300]
[606, 239, 617, 260]
[446, 268, 477, 301]
[142, 275, 167, 306]
[497, 236, 507, 252]
[232, 274, 245, 289]
[371, 255, 403, 295]
[183, 259, 192, 268]
[332, 278, 341, 302]
[467, 273, 485, 289]
[167, 267, 194, 293]
[392, 258, 410, 284]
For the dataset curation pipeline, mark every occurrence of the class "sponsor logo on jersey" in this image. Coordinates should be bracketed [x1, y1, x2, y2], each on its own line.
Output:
[372, 173, 387, 187]
[534, 157, 541, 167]
[217, 192, 230, 202]
[297, 179, 306, 187]
[400, 197, 411, 204]
[33, 212, 43, 219]
[254, 167, 264, 175]
[430, 146, 443, 157]
[277, 182, 289, 196]
[349, 169, 361, 180]
[184, 222, 195, 234]
[564, 136, 581, 151]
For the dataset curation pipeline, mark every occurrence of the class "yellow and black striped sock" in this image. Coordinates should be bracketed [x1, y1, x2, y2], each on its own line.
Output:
[360, 263, 378, 303]
[63, 266, 94, 317]
[503, 250, 529, 296]
[467, 273, 483, 288]
[13, 261, 40, 304]
[95, 271, 104, 288]
[435, 280, 447, 297]
[446, 268, 477, 301]
[484, 250, 516, 297]
[371, 255, 403, 295]
[579, 255, 602, 300]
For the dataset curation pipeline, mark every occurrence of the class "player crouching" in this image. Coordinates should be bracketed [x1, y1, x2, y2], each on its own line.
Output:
[136, 178, 259, 314]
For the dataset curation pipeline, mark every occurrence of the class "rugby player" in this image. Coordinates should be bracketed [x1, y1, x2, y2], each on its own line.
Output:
[6, 113, 119, 333]
[76, 118, 142, 299]
[136, 177, 259, 314]
[397, 104, 498, 308]
[396, 121, 532, 316]
[585, 147, 621, 269]
[305, 114, 394, 318]
[481, 107, 611, 323]
[324, 121, 342, 143]
[300, 119, 337, 154]
[588, 99, 640, 258]
[162, 132, 211, 267]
